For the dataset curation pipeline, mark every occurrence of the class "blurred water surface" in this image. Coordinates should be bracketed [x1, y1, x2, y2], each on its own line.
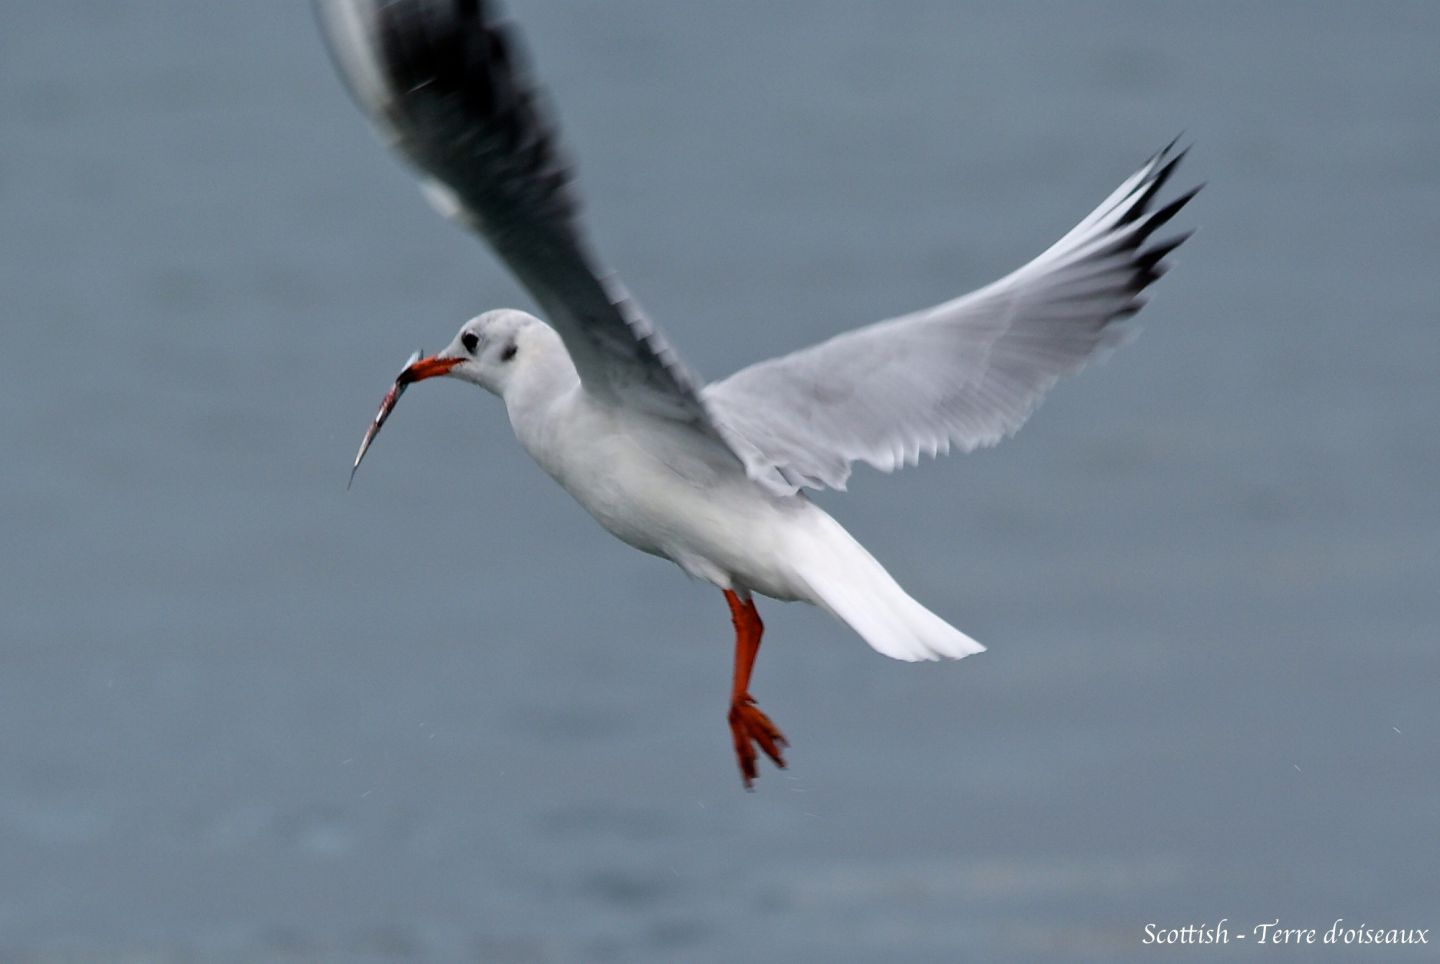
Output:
[2, 1, 1437, 960]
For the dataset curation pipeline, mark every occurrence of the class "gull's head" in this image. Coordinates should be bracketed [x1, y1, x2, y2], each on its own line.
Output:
[347, 309, 561, 487]
[420, 308, 551, 397]
[384, 308, 552, 398]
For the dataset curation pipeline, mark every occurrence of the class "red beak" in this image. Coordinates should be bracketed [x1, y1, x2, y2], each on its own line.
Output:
[397, 354, 464, 385]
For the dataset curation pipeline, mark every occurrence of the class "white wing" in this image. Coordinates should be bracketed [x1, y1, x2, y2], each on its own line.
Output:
[705, 145, 1199, 492]
[314, 0, 716, 425]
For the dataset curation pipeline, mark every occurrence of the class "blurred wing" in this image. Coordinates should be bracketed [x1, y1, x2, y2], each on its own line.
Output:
[314, 0, 713, 423]
[705, 144, 1199, 492]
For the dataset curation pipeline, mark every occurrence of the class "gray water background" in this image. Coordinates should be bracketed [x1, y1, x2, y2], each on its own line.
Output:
[2, 1, 1437, 961]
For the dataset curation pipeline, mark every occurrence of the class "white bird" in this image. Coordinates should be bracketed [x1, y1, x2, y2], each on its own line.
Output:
[316, 0, 1197, 787]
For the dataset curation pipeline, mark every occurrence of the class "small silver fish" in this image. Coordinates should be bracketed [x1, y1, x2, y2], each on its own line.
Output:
[348, 349, 423, 489]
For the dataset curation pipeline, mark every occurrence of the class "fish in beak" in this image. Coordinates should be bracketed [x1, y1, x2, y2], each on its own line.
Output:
[348, 350, 464, 488]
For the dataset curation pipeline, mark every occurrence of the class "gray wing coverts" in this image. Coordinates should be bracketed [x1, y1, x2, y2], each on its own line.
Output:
[705, 145, 1198, 491]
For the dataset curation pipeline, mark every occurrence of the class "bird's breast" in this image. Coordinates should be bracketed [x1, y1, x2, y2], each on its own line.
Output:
[543, 407, 730, 553]
[513, 393, 810, 597]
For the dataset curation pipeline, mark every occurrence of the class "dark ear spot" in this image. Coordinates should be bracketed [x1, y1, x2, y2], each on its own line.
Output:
[501, 342, 518, 362]
[461, 331, 479, 353]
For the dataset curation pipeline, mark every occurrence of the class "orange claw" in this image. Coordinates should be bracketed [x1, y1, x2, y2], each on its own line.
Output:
[724, 590, 788, 788]
[729, 695, 788, 789]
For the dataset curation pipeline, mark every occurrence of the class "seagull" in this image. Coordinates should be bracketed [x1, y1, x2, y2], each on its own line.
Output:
[315, 0, 1197, 787]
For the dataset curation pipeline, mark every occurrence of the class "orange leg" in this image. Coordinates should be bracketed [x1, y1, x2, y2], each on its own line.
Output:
[723, 589, 788, 788]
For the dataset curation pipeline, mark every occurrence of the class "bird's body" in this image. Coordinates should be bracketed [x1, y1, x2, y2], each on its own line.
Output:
[515, 333, 806, 598]
[460, 308, 988, 660]
[533, 399, 813, 605]
[317, 0, 1197, 786]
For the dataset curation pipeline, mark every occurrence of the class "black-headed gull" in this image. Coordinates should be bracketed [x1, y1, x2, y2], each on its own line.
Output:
[316, 0, 1197, 787]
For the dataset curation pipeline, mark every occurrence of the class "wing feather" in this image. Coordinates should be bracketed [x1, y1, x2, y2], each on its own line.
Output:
[705, 144, 1199, 492]
[314, 0, 715, 424]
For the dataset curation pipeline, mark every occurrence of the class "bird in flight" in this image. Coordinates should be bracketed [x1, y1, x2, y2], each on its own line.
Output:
[315, 0, 1197, 788]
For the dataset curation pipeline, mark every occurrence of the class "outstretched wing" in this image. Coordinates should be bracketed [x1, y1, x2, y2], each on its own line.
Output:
[314, 0, 714, 423]
[705, 144, 1199, 492]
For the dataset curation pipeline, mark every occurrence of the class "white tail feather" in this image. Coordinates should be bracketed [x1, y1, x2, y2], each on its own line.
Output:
[793, 513, 985, 662]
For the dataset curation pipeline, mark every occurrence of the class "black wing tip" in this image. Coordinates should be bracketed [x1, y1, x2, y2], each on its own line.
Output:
[1149, 133, 1187, 169]
[1112, 134, 1202, 259]
[1119, 139, 1201, 295]
[1142, 183, 1201, 235]
[1135, 230, 1193, 271]
[1119, 141, 1191, 226]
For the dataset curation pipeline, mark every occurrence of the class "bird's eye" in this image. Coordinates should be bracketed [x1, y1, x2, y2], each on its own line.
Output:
[461, 331, 479, 353]
[501, 343, 518, 362]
